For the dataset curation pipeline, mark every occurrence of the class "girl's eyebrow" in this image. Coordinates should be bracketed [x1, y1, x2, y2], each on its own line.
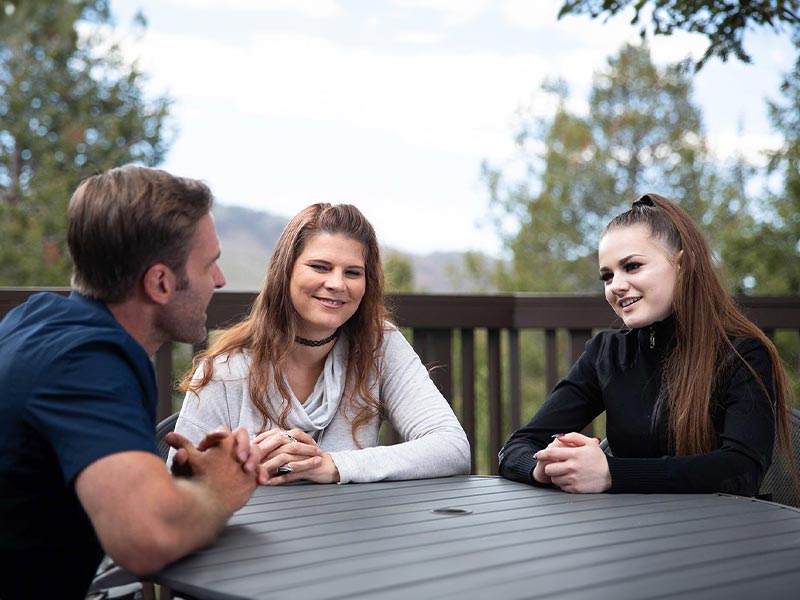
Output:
[307, 258, 365, 270]
[618, 253, 645, 265]
[599, 253, 646, 272]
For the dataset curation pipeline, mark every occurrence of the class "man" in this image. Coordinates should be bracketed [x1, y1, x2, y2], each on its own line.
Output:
[0, 166, 265, 599]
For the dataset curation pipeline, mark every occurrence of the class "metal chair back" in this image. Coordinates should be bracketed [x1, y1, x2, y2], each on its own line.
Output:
[759, 407, 800, 508]
[155, 412, 180, 462]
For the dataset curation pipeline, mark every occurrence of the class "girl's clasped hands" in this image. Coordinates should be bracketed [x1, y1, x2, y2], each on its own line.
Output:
[252, 428, 340, 485]
[533, 432, 612, 493]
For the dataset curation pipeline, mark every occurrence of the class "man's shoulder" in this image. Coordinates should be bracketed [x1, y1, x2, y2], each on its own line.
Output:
[0, 292, 151, 390]
[2, 291, 130, 349]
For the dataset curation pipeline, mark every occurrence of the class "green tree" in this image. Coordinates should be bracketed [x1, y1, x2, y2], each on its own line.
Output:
[0, 0, 171, 285]
[725, 34, 800, 294]
[559, 0, 800, 68]
[484, 83, 601, 292]
[383, 251, 415, 293]
[485, 43, 718, 292]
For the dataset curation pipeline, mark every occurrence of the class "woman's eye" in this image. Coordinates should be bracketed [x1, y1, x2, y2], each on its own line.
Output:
[624, 262, 642, 272]
[310, 264, 329, 272]
[599, 272, 612, 283]
[346, 270, 364, 278]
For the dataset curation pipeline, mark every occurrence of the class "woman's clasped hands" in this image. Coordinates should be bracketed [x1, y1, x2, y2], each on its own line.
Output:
[253, 428, 340, 485]
[533, 432, 611, 493]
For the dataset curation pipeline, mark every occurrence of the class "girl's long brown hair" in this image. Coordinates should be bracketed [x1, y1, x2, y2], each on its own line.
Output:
[181, 203, 390, 438]
[603, 194, 795, 464]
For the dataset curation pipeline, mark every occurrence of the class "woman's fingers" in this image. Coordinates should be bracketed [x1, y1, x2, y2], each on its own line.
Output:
[285, 428, 317, 446]
[265, 455, 324, 485]
[259, 438, 322, 460]
[253, 427, 319, 447]
[557, 431, 599, 447]
[263, 450, 322, 473]
[541, 444, 612, 493]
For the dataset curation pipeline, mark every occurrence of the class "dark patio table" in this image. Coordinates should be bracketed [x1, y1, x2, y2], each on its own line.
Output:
[151, 475, 800, 599]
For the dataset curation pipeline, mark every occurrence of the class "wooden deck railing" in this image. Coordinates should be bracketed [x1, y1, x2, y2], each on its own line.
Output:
[2, 289, 799, 474]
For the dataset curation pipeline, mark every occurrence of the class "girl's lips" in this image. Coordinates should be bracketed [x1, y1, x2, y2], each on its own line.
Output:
[620, 297, 642, 310]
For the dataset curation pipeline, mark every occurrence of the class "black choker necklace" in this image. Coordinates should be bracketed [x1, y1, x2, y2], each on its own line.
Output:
[295, 329, 339, 347]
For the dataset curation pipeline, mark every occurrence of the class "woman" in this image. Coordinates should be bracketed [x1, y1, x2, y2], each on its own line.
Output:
[499, 193, 795, 496]
[170, 203, 470, 484]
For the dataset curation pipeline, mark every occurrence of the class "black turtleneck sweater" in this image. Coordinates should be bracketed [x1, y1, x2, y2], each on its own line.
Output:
[498, 318, 775, 496]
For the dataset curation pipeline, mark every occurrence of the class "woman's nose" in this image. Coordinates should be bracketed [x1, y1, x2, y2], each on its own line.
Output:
[324, 270, 345, 290]
[609, 273, 628, 295]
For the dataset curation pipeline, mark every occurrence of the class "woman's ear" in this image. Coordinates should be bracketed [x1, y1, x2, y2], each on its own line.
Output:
[675, 249, 684, 269]
[142, 263, 175, 305]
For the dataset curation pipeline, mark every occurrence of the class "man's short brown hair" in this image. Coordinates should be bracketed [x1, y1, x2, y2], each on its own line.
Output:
[68, 165, 213, 303]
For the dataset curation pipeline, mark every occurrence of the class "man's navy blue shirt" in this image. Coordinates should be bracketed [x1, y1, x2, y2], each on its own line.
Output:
[0, 291, 159, 600]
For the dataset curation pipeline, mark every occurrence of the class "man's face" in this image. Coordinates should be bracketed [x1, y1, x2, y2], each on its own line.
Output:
[158, 213, 226, 344]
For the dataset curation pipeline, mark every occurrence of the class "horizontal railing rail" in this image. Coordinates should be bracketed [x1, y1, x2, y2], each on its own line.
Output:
[3, 289, 799, 474]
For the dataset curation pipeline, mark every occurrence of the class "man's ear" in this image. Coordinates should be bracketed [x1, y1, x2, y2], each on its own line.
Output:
[142, 263, 175, 305]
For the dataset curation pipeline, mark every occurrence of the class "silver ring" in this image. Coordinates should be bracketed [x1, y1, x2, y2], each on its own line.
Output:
[281, 430, 297, 443]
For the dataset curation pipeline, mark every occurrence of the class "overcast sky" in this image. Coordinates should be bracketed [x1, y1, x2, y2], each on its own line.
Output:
[109, 0, 795, 257]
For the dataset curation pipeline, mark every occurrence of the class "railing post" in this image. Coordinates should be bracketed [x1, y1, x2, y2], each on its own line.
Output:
[412, 328, 453, 401]
[508, 328, 521, 433]
[155, 343, 174, 422]
[487, 328, 502, 474]
[544, 329, 558, 394]
[568, 329, 593, 437]
[460, 328, 476, 474]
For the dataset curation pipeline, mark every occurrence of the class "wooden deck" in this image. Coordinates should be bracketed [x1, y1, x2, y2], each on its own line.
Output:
[152, 476, 800, 599]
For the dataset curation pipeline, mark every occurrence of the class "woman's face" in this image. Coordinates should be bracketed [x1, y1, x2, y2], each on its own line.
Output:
[289, 233, 367, 339]
[598, 224, 681, 329]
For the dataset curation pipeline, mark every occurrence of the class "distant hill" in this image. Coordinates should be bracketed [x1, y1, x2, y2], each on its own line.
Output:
[211, 203, 495, 293]
[211, 204, 287, 290]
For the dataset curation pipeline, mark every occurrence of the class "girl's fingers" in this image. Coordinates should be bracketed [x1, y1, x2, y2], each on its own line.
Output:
[265, 455, 324, 485]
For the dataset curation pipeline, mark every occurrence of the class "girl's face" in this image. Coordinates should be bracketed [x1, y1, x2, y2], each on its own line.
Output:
[289, 233, 366, 339]
[598, 224, 681, 329]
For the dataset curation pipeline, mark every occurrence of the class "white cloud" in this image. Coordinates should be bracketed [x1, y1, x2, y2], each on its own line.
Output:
[170, 0, 342, 19]
[498, 0, 561, 28]
[708, 131, 782, 165]
[394, 30, 444, 45]
[123, 28, 548, 158]
[390, 0, 492, 27]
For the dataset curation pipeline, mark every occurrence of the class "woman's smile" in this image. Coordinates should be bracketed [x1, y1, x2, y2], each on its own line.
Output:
[290, 233, 366, 339]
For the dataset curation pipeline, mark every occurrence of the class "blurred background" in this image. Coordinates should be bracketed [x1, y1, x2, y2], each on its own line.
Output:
[2, 0, 798, 295]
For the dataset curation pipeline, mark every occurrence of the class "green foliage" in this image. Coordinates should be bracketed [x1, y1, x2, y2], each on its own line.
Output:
[0, 0, 171, 285]
[712, 34, 800, 295]
[452, 251, 502, 293]
[383, 251, 415, 292]
[559, 0, 800, 69]
[485, 43, 724, 293]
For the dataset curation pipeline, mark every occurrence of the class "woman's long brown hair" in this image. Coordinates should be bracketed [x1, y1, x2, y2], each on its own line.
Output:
[181, 203, 390, 439]
[602, 193, 795, 466]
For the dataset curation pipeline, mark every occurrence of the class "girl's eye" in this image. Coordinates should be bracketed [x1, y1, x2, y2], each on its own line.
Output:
[624, 262, 642, 272]
[345, 269, 364, 278]
[599, 272, 612, 283]
[310, 264, 329, 272]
